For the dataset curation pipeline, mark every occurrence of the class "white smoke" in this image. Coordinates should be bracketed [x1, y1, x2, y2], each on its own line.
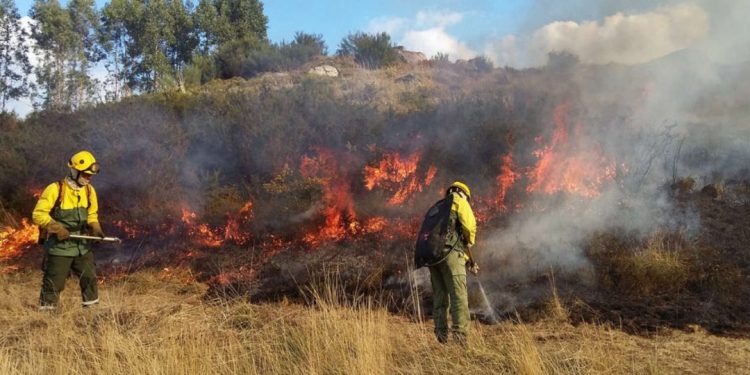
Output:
[487, 3, 710, 67]
[477, 2, 750, 309]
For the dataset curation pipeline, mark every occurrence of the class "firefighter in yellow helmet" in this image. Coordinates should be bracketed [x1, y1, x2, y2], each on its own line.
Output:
[32, 151, 106, 310]
[429, 181, 478, 344]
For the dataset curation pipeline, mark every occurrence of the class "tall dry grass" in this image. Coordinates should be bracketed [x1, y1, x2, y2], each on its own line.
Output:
[1, 270, 748, 374]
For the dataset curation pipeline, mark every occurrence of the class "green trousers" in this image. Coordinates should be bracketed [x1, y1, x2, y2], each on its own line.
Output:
[39, 251, 98, 307]
[429, 249, 468, 342]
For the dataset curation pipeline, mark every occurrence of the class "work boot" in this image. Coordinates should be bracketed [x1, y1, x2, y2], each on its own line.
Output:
[453, 332, 468, 347]
[436, 332, 448, 344]
[82, 298, 99, 308]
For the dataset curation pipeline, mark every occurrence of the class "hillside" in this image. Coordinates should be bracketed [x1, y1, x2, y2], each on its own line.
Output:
[1, 55, 750, 373]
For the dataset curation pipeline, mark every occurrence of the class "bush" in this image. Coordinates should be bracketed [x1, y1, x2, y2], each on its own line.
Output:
[336, 32, 399, 70]
[215, 34, 327, 79]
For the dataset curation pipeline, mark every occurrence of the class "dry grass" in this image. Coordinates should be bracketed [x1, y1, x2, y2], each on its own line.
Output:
[1, 270, 749, 375]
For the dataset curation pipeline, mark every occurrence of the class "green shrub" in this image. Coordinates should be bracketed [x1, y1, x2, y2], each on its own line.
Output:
[336, 32, 399, 70]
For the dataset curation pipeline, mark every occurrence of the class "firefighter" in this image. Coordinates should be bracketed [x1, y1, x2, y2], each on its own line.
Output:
[32, 150, 106, 310]
[429, 181, 478, 344]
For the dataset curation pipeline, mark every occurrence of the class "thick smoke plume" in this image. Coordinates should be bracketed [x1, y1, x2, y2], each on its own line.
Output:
[469, 1, 750, 312]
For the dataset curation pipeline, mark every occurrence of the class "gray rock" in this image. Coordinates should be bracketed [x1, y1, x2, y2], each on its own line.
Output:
[308, 65, 339, 77]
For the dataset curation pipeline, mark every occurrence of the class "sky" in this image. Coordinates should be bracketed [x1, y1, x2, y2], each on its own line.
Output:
[10, 0, 750, 116]
[15, 0, 531, 55]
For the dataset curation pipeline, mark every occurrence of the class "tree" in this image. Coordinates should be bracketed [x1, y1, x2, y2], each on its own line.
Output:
[126, 0, 174, 92]
[211, 0, 267, 47]
[100, 0, 135, 101]
[31, 0, 101, 111]
[67, 0, 102, 106]
[167, 0, 197, 90]
[0, 0, 33, 112]
[291, 31, 326, 56]
[30, 0, 75, 110]
[193, 0, 218, 54]
[337, 32, 398, 69]
[193, 0, 267, 53]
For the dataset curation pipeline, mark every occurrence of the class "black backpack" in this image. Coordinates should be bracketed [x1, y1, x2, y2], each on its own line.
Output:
[414, 194, 459, 268]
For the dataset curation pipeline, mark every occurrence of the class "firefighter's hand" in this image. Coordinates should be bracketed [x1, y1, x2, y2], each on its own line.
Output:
[47, 221, 69, 240]
[468, 260, 480, 275]
[88, 222, 106, 239]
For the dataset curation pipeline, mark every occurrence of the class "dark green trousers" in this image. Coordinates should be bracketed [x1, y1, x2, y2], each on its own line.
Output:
[39, 251, 98, 307]
[429, 249, 469, 343]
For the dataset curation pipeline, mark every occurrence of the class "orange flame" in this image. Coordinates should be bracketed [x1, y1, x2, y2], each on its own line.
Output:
[0, 219, 38, 265]
[364, 151, 438, 205]
[526, 104, 616, 198]
[180, 207, 223, 247]
[224, 201, 253, 244]
[300, 148, 358, 245]
[495, 152, 519, 211]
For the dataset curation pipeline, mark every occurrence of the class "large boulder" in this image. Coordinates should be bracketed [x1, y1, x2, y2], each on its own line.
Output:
[397, 49, 427, 65]
[308, 65, 339, 77]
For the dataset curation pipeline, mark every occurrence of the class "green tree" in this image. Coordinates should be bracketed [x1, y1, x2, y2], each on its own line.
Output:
[337, 31, 398, 69]
[0, 0, 33, 112]
[167, 0, 197, 90]
[290, 31, 326, 56]
[30, 0, 75, 110]
[31, 0, 101, 110]
[193, 0, 266, 53]
[67, 0, 102, 107]
[193, 0, 218, 53]
[100, 0, 135, 101]
[211, 0, 266, 46]
[126, 0, 174, 92]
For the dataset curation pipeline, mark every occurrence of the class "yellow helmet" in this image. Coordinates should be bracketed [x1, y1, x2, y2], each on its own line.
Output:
[447, 181, 471, 199]
[68, 150, 99, 174]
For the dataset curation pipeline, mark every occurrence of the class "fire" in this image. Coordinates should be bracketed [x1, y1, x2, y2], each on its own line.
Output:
[180, 207, 223, 247]
[224, 201, 253, 244]
[526, 104, 617, 198]
[363, 151, 438, 205]
[300, 148, 358, 245]
[113, 220, 139, 239]
[0, 219, 38, 263]
[495, 152, 519, 211]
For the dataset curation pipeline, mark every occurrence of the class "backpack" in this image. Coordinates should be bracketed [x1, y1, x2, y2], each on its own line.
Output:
[414, 194, 458, 268]
[37, 180, 92, 245]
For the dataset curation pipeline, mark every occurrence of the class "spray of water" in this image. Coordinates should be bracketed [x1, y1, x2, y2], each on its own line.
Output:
[473, 275, 499, 324]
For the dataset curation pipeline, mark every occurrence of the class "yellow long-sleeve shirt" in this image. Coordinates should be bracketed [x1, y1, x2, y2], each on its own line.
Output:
[32, 180, 99, 228]
[450, 192, 476, 247]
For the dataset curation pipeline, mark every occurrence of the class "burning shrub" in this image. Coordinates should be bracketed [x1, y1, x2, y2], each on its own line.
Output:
[256, 164, 324, 234]
[202, 185, 248, 226]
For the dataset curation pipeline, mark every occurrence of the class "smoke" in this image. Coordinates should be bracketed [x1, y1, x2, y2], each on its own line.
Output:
[474, 1, 750, 310]
[486, 4, 709, 67]
[487, 1, 750, 68]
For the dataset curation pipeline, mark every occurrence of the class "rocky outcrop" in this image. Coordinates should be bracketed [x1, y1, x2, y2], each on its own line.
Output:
[397, 49, 427, 65]
[308, 65, 339, 77]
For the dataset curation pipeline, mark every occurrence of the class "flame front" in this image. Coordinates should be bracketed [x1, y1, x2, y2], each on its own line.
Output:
[300, 148, 358, 245]
[526, 104, 617, 198]
[364, 151, 437, 205]
[0, 219, 39, 273]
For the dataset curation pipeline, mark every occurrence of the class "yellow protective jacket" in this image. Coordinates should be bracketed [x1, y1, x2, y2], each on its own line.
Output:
[450, 191, 476, 247]
[32, 179, 99, 256]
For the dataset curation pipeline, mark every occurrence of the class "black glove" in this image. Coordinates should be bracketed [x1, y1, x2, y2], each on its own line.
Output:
[47, 221, 70, 240]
